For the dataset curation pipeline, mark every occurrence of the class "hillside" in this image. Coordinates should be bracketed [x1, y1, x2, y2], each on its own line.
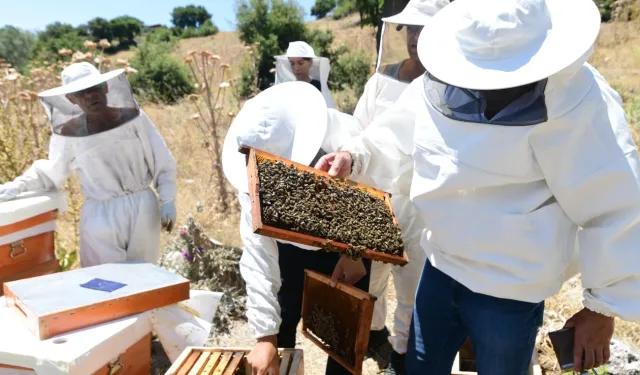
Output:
[66, 14, 640, 375]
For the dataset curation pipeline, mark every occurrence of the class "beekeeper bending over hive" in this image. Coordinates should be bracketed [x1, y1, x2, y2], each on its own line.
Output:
[275, 41, 335, 108]
[222, 81, 368, 375]
[317, 0, 640, 373]
[0, 62, 177, 267]
[348, 1, 451, 373]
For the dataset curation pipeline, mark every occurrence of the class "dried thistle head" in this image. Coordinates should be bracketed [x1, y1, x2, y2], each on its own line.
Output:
[184, 56, 194, 64]
[98, 39, 111, 49]
[198, 50, 213, 58]
[72, 51, 86, 61]
[228, 111, 236, 117]
[191, 113, 201, 120]
[83, 40, 97, 50]
[211, 54, 221, 61]
[125, 67, 138, 75]
[219, 82, 230, 89]
[220, 63, 230, 70]
[58, 48, 73, 57]
[0, 58, 4, 63]
[187, 50, 197, 56]
[188, 94, 200, 102]
[116, 58, 129, 67]
[102, 57, 112, 66]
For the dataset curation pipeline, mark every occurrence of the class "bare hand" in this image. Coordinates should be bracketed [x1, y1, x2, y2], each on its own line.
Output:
[564, 308, 614, 371]
[314, 152, 352, 178]
[331, 255, 366, 287]
[247, 335, 279, 375]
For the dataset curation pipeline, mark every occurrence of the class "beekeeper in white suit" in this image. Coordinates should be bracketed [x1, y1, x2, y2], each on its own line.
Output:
[318, 0, 640, 373]
[222, 81, 369, 375]
[275, 41, 335, 108]
[0, 62, 177, 267]
[347, 0, 450, 373]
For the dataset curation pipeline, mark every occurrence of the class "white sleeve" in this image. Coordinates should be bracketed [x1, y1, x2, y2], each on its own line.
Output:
[238, 193, 282, 338]
[138, 112, 177, 206]
[344, 79, 420, 193]
[13, 135, 73, 193]
[352, 74, 378, 129]
[530, 72, 640, 322]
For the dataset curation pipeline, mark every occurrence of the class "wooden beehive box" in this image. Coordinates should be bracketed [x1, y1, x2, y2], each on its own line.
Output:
[165, 347, 304, 375]
[241, 146, 408, 266]
[0, 192, 67, 296]
[0, 295, 153, 375]
[3, 261, 190, 340]
[0, 333, 151, 375]
[301, 270, 376, 375]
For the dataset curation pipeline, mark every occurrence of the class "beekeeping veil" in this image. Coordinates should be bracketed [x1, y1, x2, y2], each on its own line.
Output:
[38, 62, 140, 137]
[377, 0, 451, 82]
[274, 41, 335, 108]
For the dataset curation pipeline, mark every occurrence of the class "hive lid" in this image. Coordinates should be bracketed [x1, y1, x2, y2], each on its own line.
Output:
[0, 192, 68, 227]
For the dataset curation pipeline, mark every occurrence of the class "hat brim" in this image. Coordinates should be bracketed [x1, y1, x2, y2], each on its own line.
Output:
[418, 0, 600, 90]
[38, 69, 125, 97]
[382, 12, 432, 26]
[222, 82, 328, 193]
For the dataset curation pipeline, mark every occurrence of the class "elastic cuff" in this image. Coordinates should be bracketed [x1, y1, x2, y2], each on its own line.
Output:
[349, 152, 364, 179]
[583, 296, 617, 318]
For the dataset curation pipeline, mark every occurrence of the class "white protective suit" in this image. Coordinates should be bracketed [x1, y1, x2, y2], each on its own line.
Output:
[221, 81, 362, 338]
[350, 0, 450, 354]
[347, 44, 640, 321]
[0, 63, 177, 267]
[275, 41, 335, 109]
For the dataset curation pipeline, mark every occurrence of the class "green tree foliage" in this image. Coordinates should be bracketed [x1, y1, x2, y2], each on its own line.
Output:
[171, 5, 213, 29]
[171, 5, 218, 39]
[110, 16, 143, 47]
[236, 0, 307, 90]
[0, 26, 36, 71]
[34, 22, 85, 59]
[311, 0, 337, 18]
[86, 17, 113, 41]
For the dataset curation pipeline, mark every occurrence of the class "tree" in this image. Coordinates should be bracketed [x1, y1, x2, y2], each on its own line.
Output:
[0, 26, 36, 71]
[171, 5, 213, 29]
[236, 0, 307, 90]
[86, 17, 113, 41]
[311, 0, 337, 18]
[110, 16, 143, 47]
[34, 22, 85, 58]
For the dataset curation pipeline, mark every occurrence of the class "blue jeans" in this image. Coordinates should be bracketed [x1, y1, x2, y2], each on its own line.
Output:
[406, 260, 544, 375]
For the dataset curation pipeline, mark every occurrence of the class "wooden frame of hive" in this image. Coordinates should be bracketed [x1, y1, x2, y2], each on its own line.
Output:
[241, 146, 409, 266]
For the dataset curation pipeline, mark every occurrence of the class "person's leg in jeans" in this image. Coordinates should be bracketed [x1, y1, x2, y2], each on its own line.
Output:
[276, 243, 307, 348]
[459, 284, 544, 375]
[406, 260, 544, 375]
[406, 260, 468, 375]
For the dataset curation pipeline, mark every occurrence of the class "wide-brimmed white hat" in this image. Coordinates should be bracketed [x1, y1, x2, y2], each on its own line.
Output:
[418, 0, 601, 90]
[38, 62, 124, 98]
[382, 0, 450, 26]
[222, 81, 328, 193]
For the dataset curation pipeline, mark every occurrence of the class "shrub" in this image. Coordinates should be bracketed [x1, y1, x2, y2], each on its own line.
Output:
[0, 26, 36, 72]
[330, 51, 371, 97]
[129, 41, 194, 104]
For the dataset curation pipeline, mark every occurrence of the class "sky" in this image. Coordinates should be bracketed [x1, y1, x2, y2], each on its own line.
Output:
[0, 0, 317, 33]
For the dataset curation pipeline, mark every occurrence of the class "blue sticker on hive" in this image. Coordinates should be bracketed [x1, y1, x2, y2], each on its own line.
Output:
[80, 278, 127, 292]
